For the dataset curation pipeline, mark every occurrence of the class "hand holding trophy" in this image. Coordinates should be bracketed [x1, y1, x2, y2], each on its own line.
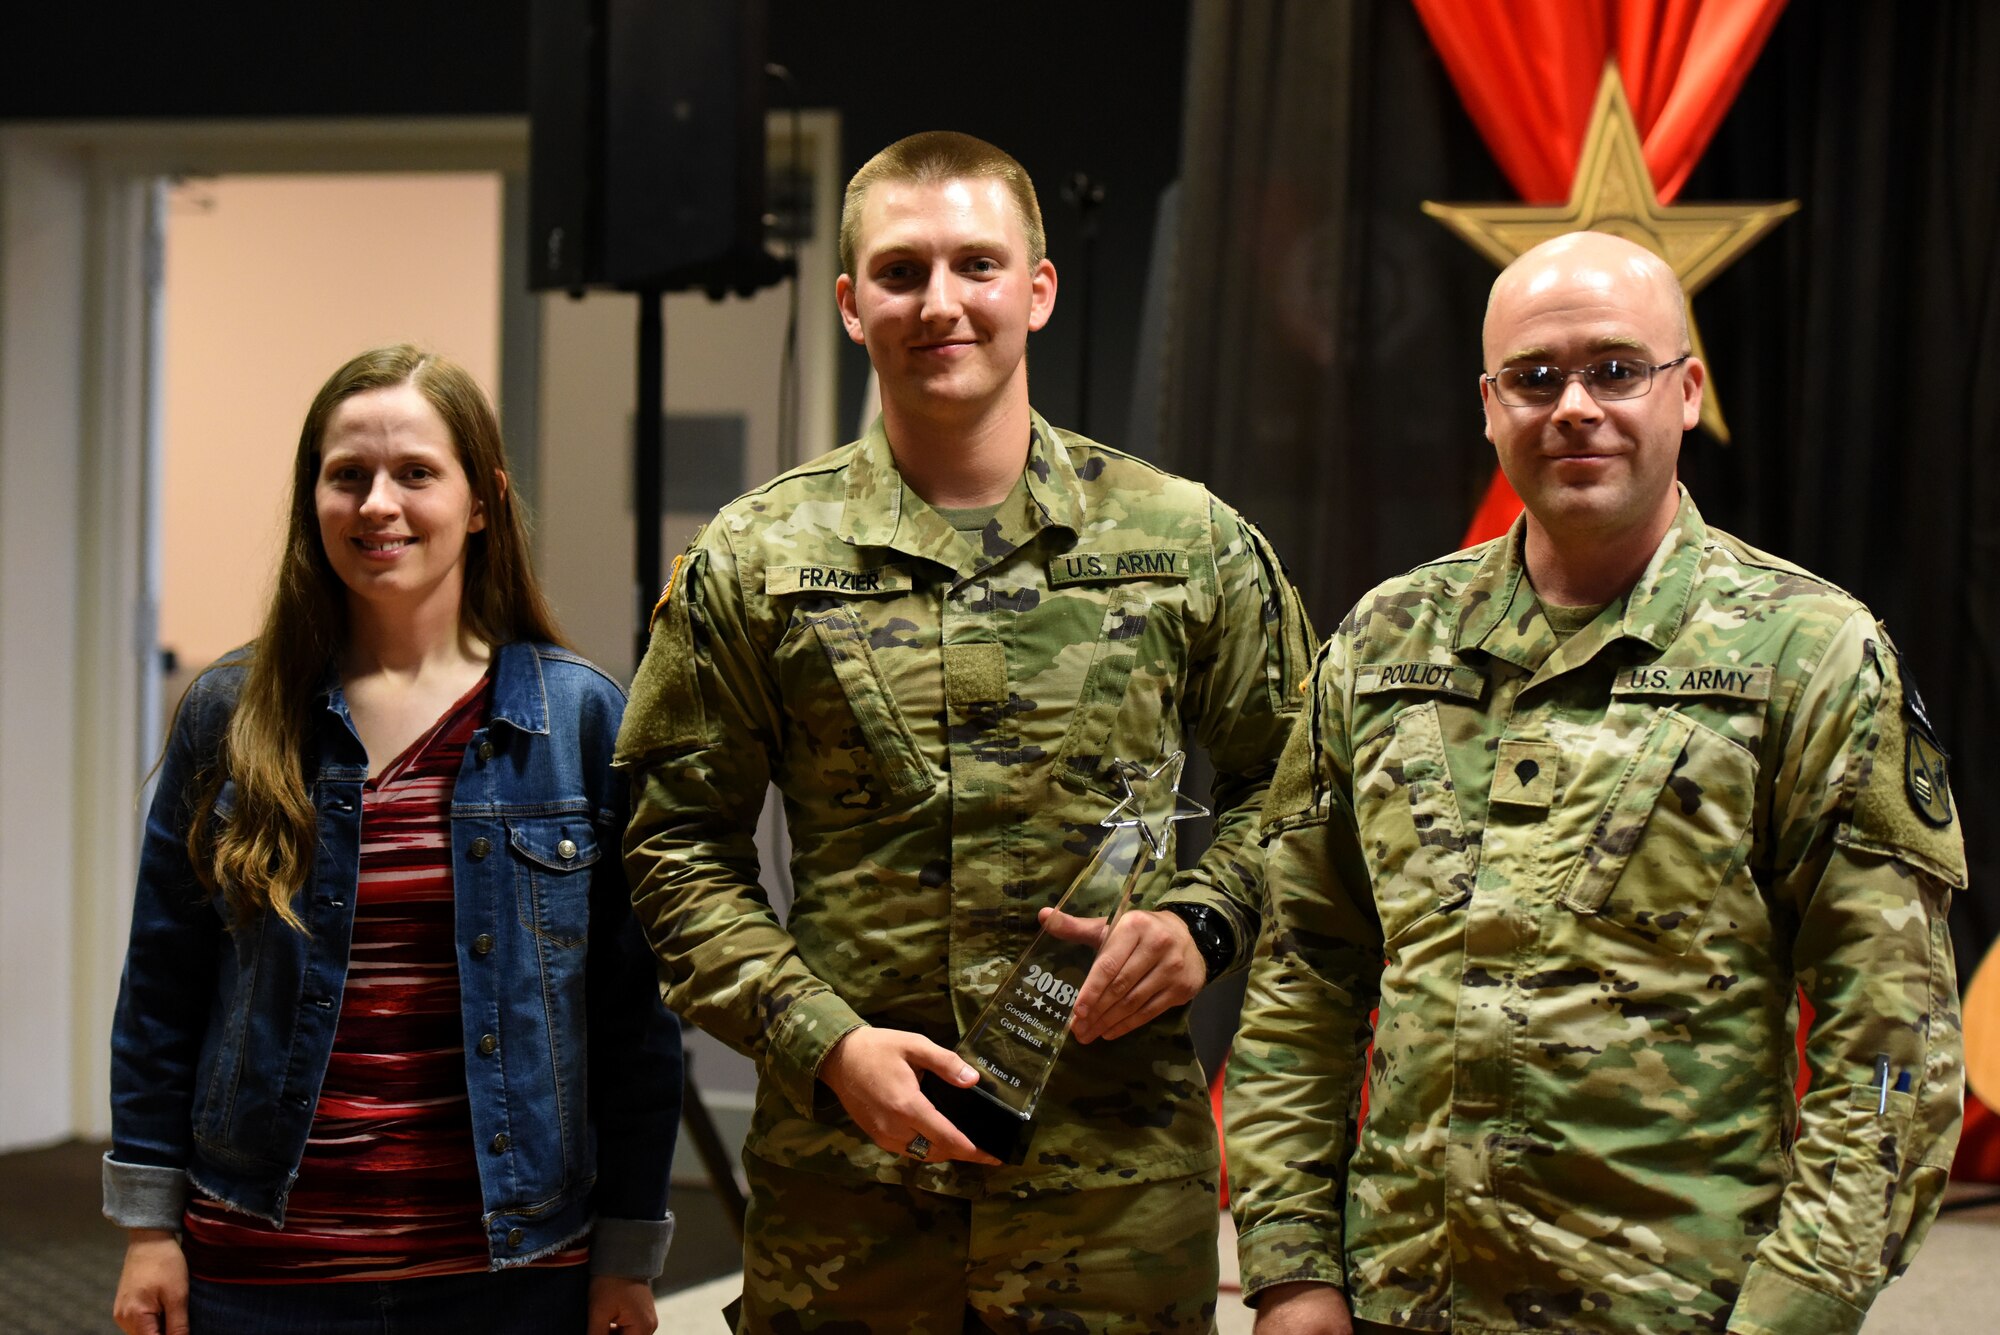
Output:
[920, 752, 1209, 1163]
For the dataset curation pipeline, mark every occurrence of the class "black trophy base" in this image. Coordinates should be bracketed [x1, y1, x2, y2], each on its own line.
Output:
[920, 1072, 1032, 1165]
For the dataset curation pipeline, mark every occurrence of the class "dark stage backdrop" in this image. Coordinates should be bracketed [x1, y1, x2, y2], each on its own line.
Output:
[1161, 0, 1999, 972]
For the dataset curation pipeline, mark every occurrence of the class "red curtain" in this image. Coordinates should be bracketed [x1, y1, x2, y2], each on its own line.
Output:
[1407, 0, 1788, 544]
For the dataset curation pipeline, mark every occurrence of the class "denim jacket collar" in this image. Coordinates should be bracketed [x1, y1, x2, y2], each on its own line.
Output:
[315, 640, 553, 743]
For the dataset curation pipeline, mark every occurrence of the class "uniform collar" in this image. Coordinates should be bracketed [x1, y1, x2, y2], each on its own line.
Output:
[837, 411, 1082, 581]
[1454, 484, 1707, 670]
[1613, 485, 1705, 653]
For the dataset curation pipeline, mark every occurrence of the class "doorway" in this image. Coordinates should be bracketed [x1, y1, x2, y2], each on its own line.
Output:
[157, 171, 505, 708]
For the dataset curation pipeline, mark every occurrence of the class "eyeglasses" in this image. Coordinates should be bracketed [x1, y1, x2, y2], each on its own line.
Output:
[1485, 354, 1692, 407]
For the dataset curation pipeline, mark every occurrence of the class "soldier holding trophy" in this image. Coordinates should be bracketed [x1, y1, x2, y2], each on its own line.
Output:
[618, 131, 1310, 1331]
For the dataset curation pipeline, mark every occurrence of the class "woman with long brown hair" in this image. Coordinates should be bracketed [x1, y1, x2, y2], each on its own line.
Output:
[104, 345, 681, 1334]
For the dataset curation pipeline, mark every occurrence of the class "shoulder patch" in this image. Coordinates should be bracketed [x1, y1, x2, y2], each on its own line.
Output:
[1894, 647, 1952, 827]
[648, 552, 687, 631]
[1905, 732, 1953, 827]
[1840, 638, 1967, 887]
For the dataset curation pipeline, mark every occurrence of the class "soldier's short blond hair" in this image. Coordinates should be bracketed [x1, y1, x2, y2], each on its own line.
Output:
[839, 130, 1047, 278]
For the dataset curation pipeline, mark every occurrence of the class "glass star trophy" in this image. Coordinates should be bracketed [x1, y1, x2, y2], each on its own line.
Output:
[920, 752, 1209, 1164]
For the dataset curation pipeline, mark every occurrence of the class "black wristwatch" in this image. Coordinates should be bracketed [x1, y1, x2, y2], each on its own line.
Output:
[1162, 903, 1235, 982]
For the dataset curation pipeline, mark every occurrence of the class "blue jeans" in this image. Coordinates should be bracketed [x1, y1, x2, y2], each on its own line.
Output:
[188, 1265, 592, 1335]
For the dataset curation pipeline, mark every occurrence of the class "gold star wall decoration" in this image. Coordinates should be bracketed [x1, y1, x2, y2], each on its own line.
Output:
[1422, 62, 1799, 443]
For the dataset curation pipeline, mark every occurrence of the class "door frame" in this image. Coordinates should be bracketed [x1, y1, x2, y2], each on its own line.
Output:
[0, 118, 528, 1147]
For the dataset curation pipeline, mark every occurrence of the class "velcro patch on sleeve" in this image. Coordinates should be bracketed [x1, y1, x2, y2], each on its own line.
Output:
[616, 551, 709, 766]
[1613, 664, 1773, 701]
[1355, 661, 1484, 701]
[1047, 546, 1196, 586]
[765, 564, 912, 596]
[1260, 718, 1326, 834]
[1841, 643, 1968, 887]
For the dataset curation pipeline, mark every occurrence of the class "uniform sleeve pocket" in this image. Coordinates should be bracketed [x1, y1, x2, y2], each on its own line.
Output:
[1816, 1083, 1913, 1282]
[1352, 702, 1477, 943]
[509, 817, 600, 949]
[1559, 709, 1752, 954]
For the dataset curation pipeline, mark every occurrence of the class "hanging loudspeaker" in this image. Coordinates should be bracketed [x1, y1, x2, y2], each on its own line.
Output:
[528, 0, 781, 294]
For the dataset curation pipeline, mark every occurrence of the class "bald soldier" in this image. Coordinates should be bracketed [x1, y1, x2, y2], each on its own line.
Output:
[1226, 231, 1966, 1335]
[619, 132, 1311, 1331]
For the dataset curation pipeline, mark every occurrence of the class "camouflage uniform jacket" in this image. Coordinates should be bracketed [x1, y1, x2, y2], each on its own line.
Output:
[1227, 490, 1966, 1335]
[620, 412, 1311, 1197]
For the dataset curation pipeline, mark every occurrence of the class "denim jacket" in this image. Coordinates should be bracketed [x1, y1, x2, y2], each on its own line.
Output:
[104, 641, 684, 1277]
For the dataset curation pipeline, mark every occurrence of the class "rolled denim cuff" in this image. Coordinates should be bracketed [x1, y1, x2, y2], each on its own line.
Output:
[101, 1154, 189, 1231]
[588, 1212, 675, 1279]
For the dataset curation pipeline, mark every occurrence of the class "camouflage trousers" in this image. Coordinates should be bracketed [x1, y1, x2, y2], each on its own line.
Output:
[730, 1153, 1220, 1333]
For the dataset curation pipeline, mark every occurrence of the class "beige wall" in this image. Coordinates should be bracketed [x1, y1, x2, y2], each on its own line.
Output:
[159, 173, 502, 675]
[0, 137, 88, 1149]
[536, 114, 842, 683]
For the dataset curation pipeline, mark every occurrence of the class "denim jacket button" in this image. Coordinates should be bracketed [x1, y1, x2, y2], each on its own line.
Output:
[479, 1033, 498, 1055]
[506, 1227, 524, 1248]
[469, 837, 491, 860]
[557, 838, 578, 860]
[490, 1133, 510, 1153]
[473, 933, 495, 956]
[477, 740, 495, 761]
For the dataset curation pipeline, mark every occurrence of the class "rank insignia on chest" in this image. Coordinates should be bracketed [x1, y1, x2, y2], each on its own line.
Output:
[1493, 738, 1560, 809]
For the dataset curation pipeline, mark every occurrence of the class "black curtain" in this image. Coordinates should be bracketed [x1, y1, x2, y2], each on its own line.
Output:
[1163, 0, 1999, 972]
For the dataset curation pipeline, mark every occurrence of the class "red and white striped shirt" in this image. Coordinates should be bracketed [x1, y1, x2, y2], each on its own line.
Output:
[185, 675, 587, 1282]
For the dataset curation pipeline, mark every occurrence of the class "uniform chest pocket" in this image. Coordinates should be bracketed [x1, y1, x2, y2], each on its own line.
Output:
[1558, 708, 1754, 954]
[509, 817, 599, 950]
[1054, 595, 1184, 795]
[790, 605, 935, 807]
[1351, 701, 1477, 944]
